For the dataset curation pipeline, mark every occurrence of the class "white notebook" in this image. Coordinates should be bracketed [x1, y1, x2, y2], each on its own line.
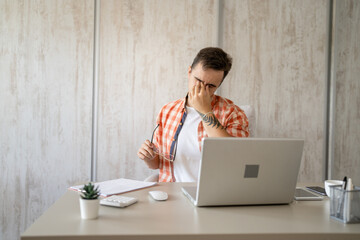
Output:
[70, 178, 156, 197]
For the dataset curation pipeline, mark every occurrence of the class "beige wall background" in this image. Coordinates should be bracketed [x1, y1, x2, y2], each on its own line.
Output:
[97, 0, 218, 182]
[0, 1, 94, 239]
[331, 0, 360, 183]
[220, 0, 328, 182]
[1, 0, 359, 240]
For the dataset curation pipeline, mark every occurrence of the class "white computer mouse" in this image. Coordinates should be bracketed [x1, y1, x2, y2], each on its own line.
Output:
[148, 191, 168, 201]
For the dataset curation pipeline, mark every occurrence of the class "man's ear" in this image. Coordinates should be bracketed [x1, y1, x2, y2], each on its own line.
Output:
[188, 66, 192, 77]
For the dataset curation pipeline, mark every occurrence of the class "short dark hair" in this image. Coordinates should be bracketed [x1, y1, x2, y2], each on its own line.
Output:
[191, 47, 232, 80]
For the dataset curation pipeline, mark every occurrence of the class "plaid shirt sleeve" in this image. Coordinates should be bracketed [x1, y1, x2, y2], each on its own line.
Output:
[197, 96, 249, 147]
[223, 105, 249, 137]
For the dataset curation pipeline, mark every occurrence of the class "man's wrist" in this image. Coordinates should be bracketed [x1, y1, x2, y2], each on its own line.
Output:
[196, 106, 212, 115]
[197, 110, 224, 130]
[198, 111, 213, 120]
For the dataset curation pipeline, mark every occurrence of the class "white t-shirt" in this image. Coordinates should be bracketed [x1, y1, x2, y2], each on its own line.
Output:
[173, 106, 202, 182]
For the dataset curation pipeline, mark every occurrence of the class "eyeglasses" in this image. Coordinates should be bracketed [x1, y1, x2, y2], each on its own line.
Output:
[150, 124, 176, 162]
[152, 147, 175, 162]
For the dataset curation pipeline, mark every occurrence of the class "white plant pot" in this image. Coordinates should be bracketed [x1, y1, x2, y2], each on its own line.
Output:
[79, 198, 100, 219]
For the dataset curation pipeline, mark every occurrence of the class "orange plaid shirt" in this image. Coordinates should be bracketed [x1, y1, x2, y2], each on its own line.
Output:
[153, 95, 249, 182]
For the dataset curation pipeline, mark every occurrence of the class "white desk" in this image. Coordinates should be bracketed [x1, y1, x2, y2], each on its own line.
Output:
[22, 182, 360, 240]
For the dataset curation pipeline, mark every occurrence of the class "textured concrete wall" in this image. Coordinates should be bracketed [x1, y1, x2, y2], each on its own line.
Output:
[221, 0, 328, 182]
[332, 0, 360, 185]
[97, 0, 329, 183]
[0, 1, 94, 239]
[1, 0, 359, 239]
[97, 0, 218, 181]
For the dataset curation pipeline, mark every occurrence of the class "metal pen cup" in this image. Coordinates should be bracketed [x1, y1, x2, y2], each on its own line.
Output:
[330, 185, 360, 223]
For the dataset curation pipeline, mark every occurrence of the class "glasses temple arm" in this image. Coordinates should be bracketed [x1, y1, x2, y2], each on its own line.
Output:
[150, 124, 159, 144]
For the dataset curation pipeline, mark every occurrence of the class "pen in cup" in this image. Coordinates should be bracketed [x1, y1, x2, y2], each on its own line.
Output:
[343, 176, 348, 190]
[336, 176, 347, 218]
[345, 178, 353, 221]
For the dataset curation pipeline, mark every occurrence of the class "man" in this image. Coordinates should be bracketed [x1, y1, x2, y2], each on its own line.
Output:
[137, 47, 249, 182]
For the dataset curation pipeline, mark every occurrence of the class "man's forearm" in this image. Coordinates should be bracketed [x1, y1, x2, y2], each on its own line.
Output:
[197, 111, 232, 137]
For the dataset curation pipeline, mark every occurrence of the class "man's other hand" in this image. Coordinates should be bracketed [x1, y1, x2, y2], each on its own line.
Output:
[137, 140, 159, 169]
[137, 140, 155, 161]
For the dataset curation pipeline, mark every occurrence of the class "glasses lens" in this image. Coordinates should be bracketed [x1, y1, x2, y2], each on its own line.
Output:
[152, 146, 174, 162]
[163, 153, 174, 162]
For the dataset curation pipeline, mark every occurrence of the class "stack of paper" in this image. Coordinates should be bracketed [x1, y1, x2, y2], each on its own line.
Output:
[70, 178, 157, 197]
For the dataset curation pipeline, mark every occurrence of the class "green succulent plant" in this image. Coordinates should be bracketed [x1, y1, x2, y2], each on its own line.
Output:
[80, 182, 100, 200]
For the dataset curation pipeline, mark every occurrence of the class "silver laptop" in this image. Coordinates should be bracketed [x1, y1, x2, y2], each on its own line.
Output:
[182, 138, 304, 206]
